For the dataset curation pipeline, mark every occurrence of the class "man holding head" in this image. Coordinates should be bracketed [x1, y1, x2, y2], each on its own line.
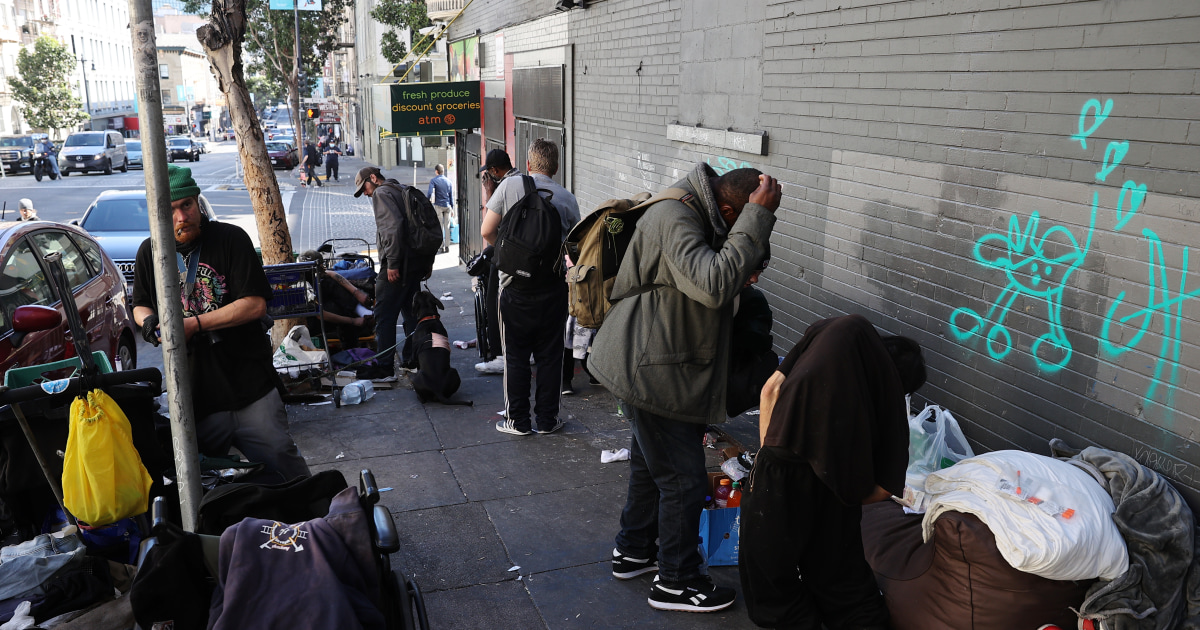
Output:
[589, 163, 781, 613]
[480, 140, 579, 436]
[131, 164, 310, 484]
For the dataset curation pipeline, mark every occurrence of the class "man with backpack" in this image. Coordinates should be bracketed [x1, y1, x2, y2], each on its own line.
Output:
[589, 164, 781, 613]
[301, 142, 323, 188]
[354, 166, 441, 381]
[480, 140, 579, 436]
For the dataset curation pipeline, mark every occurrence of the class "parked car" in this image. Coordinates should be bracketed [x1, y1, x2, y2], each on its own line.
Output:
[126, 140, 143, 169]
[73, 190, 218, 294]
[58, 130, 128, 175]
[194, 139, 208, 154]
[0, 219, 140, 372]
[273, 134, 296, 149]
[167, 137, 201, 162]
[0, 135, 39, 174]
[266, 141, 299, 169]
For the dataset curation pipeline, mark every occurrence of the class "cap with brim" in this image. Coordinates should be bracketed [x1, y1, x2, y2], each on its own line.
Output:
[480, 149, 512, 173]
[354, 166, 382, 198]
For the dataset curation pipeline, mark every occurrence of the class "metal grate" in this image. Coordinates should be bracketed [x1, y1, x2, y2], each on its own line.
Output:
[513, 66, 564, 125]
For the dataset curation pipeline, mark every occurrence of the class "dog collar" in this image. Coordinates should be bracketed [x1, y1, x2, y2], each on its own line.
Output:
[418, 315, 440, 323]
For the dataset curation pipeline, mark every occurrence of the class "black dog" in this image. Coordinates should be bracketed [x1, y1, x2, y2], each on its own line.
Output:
[409, 290, 472, 406]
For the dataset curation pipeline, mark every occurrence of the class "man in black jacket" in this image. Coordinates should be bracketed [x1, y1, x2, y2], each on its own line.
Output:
[354, 166, 433, 381]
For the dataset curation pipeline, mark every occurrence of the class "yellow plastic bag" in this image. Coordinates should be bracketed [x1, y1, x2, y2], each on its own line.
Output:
[62, 389, 153, 526]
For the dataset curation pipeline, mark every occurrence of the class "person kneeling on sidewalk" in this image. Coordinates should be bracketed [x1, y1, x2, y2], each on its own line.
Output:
[739, 315, 926, 630]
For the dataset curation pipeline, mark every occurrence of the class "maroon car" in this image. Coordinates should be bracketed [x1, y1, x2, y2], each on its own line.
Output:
[0, 220, 139, 373]
[267, 141, 299, 169]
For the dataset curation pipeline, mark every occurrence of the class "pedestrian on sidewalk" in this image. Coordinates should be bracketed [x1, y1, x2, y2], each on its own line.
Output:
[473, 150, 519, 376]
[427, 164, 454, 254]
[131, 164, 311, 484]
[354, 166, 434, 381]
[481, 140, 579, 436]
[590, 164, 780, 613]
[740, 315, 925, 630]
[301, 142, 323, 187]
[324, 143, 342, 182]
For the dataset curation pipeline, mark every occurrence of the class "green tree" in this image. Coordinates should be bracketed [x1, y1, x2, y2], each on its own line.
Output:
[8, 36, 89, 132]
[247, 73, 284, 109]
[184, 0, 351, 142]
[370, 0, 430, 65]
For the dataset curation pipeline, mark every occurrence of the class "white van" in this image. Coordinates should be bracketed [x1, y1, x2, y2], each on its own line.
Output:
[58, 130, 128, 175]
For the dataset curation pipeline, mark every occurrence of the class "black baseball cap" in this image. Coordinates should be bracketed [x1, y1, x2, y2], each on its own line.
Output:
[480, 149, 512, 173]
[353, 166, 383, 198]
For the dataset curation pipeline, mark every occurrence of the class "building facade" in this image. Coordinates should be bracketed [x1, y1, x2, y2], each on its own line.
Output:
[156, 33, 216, 136]
[444, 0, 1200, 510]
[58, 0, 137, 131]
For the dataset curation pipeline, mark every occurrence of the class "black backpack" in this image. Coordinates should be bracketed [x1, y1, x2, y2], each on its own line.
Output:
[495, 176, 563, 289]
[381, 182, 443, 258]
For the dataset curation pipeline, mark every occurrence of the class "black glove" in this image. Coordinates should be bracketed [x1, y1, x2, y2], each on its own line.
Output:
[140, 313, 160, 346]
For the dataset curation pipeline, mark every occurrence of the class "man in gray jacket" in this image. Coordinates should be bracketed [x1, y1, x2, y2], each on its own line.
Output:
[590, 163, 781, 613]
[355, 166, 434, 381]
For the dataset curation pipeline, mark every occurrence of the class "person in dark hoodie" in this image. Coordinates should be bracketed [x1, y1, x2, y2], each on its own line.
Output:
[738, 314, 926, 630]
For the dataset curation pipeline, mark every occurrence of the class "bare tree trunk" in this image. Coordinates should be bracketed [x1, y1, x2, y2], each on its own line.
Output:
[197, 0, 299, 344]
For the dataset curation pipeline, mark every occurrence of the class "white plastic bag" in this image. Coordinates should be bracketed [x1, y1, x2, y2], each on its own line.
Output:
[272, 325, 328, 378]
[922, 450, 1128, 581]
[899, 405, 974, 511]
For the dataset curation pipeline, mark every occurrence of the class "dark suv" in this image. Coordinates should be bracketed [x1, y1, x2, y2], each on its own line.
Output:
[167, 137, 201, 162]
[0, 135, 39, 175]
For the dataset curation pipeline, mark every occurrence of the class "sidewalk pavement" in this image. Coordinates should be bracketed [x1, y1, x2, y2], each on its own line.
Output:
[287, 263, 764, 629]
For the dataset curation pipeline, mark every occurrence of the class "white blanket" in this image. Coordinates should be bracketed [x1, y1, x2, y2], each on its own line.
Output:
[923, 450, 1128, 581]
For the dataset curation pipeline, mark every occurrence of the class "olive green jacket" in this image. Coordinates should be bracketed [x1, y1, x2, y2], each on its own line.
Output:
[588, 163, 776, 424]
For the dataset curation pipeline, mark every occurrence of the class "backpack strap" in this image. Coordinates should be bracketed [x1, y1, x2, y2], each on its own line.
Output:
[635, 187, 711, 240]
[519, 175, 554, 204]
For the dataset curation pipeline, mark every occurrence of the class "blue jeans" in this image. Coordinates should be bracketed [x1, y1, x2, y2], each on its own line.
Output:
[0, 531, 84, 600]
[615, 406, 708, 583]
[374, 267, 421, 370]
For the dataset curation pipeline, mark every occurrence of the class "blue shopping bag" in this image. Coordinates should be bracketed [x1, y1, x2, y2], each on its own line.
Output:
[698, 507, 740, 566]
[450, 222, 460, 244]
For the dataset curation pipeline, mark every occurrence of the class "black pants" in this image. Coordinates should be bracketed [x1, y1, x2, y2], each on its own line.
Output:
[484, 265, 503, 360]
[325, 160, 339, 181]
[304, 164, 322, 186]
[498, 282, 567, 431]
[739, 448, 889, 630]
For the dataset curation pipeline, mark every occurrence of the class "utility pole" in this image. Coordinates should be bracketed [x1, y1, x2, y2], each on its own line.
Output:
[126, 0, 204, 531]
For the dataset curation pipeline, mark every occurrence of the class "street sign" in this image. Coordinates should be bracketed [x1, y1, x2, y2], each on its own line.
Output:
[302, 98, 330, 105]
[269, 0, 321, 10]
[373, 81, 481, 135]
[320, 113, 341, 123]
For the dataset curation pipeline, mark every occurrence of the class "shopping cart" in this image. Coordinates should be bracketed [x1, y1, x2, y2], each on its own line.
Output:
[265, 260, 337, 401]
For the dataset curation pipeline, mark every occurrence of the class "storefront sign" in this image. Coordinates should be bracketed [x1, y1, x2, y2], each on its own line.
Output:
[373, 81, 481, 134]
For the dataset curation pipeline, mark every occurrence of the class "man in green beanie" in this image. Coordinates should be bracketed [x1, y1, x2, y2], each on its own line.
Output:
[130, 164, 310, 484]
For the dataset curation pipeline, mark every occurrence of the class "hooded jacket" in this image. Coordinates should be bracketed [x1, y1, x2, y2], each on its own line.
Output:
[588, 162, 775, 424]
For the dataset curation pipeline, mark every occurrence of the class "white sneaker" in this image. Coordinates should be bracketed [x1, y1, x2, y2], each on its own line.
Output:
[475, 356, 505, 374]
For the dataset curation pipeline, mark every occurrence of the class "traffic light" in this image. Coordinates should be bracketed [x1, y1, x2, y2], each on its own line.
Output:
[306, 107, 319, 119]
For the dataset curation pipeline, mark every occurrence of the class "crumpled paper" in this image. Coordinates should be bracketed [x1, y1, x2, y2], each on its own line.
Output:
[601, 448, 631, 463]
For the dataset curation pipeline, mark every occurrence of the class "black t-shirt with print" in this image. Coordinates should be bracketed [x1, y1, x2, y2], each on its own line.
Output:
[132, 221, 277, 417]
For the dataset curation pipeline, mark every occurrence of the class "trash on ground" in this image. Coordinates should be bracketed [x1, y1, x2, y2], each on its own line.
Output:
[335, 452, 345, 459]
[601, 449, 631, 463]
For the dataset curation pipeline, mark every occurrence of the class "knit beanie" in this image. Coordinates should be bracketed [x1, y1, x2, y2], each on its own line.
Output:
[168, 165, 201, 202]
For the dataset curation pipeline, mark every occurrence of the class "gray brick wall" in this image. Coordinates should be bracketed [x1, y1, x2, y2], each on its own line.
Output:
[448, 0, 1200, 509]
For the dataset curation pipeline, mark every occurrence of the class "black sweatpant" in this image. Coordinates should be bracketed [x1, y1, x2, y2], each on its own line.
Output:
[498, 282, 567, 432]
[484, 265, 503, 360]
[738, 447, 889, 630]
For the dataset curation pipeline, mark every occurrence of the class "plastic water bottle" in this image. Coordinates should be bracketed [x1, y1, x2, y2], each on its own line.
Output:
[714, 478, 732, 508]
[340, 380, 375, 405]
[341, 382, 363, 405]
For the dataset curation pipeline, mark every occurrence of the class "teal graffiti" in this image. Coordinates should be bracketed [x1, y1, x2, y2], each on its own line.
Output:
[707, 156, 752, 176]
[1114, 180, 1147, 231]
[949, 193, 1098, 371]
[1072, 98, 1112, 150]
[1100, 231, 1199, 409]
[1095, 141, 1129, 182]
[951, 97, 1192, 414]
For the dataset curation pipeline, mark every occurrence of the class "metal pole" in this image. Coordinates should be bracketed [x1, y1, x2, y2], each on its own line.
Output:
[295, 6, 305, 157]
[127, 0, 203, 532]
